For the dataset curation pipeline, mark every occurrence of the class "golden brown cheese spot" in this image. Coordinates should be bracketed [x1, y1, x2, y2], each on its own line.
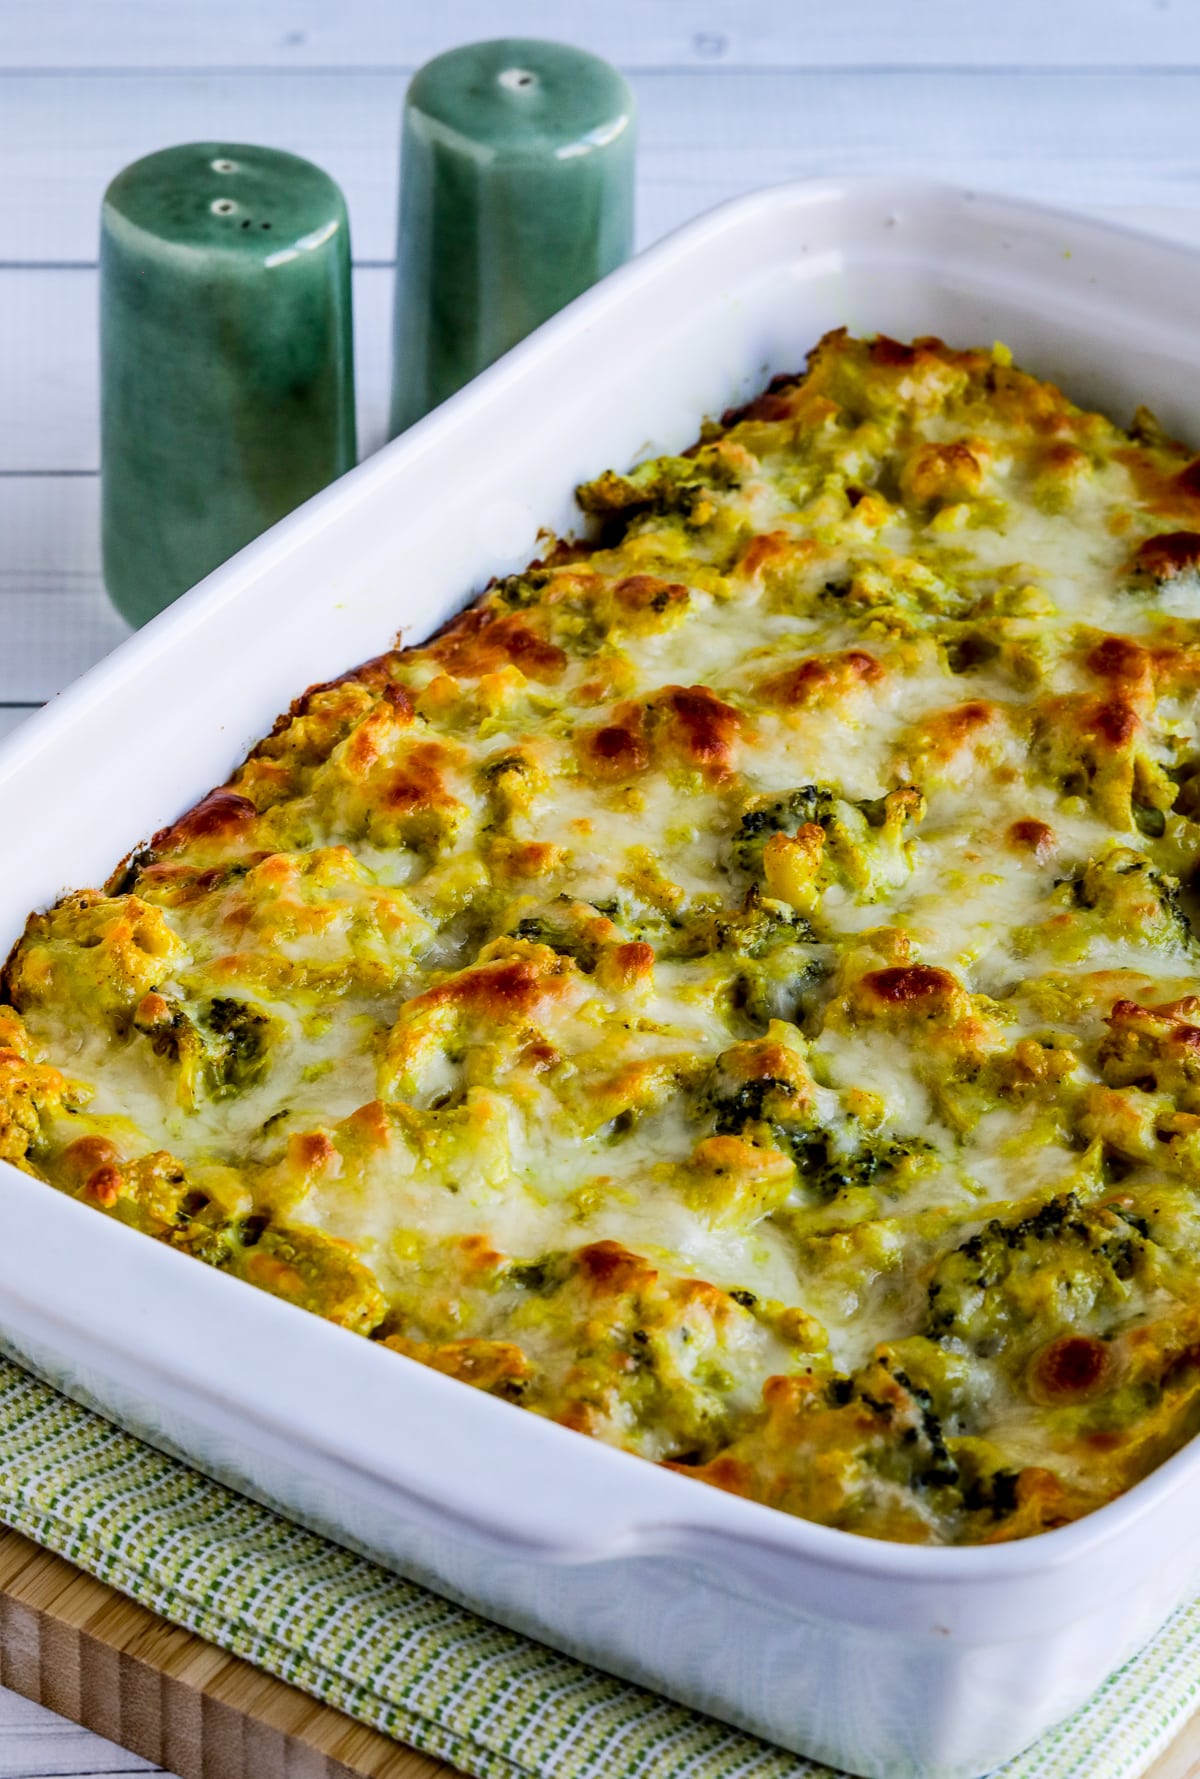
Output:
[136, 987, 175, 1025]
[235, 1225, 385, 1334]
[0, 1044, 72, 1167]
[581, 684, 744, 785]
[593, 940, 655, 993]
[1116, 449, 1200, 524]
[734, 530, 811, 584]
[64, 1148, 206, 1239]
[1038, 440, 1091, 482]
[422, 951, 571, 1024]
[1090, 697, 1141, 748]
[1128, 530, 1200, 582]
[683, 1134, 795, 1228]
[1098, 998, 1200, 1106]
[500, 568, 692, 649]
[839, 332, 976, 412]
[57, 1134, 121, 1188]
[924, 699, 997, 751]
[1147, 633, 1200, 698]
[901, 439, 987, 507]
[855, 964, 965, 1022]
[6, 892, 189, 1022]
[1007, 818, 1056, 861]
[900, 700, 1010, 783]
[711, 1028, 816, 1108]
[485, 837, 565, 884]
[578, 1054, 688, 1136]
[610, 573, 690, 621]
[152, 788, 259, 856]
[581, 714, 650, 781]
[575, 1238, 656, 1296]
[380, 740, 467, 839]
[1033, 690, 1171, 828]
[758, 649, 884, 711]
[1027, 1334, 1113, 1406]
[837, 954, 1000, 1083]
[427, 607, 567, 683]
[650, 684, 744, 781]
[339, 701, 414, 779]
[257, 675, 413, 790]
[380, 942, 581, 1102]
[1085, 634, 1152, 690]
[292, 1128, 342, 1176]
[382, 1333, 533, 1400]
[672, 1363, 943, 1542]
[869, 336, 921, 368]
[528, 1244, 773, 1459]
[82, 1164, 123, 1207]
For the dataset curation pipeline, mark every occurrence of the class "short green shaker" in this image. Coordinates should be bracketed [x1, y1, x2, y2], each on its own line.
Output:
[101, 143, 356, 629]
[389, 39, 636, 435]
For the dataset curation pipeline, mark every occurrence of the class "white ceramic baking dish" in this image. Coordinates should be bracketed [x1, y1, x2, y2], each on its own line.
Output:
[3, 181, 1200, 1779]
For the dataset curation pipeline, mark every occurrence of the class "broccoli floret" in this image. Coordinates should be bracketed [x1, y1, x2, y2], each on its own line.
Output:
[576, 447, 741, 528]
[788, 1129, 933, 1203]
[731, 784, 924, 904]
[1053, 850, 1195, 952]
[711, 890, 815, 956]
[491, 567, 557, 610]
[926, 1193, 1152, 1356]
[704, 1036, 930, 1203]
[205, 997, 274, 1095]
[732, 786, 838, 877]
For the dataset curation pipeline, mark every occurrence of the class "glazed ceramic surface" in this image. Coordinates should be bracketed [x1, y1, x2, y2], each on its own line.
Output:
[101, 142, 356, 628]
[389, 39, 635, 433]
[6, 183, 1200, 1779]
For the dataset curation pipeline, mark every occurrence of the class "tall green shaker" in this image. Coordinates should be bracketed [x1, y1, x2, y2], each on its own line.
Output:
[101, 143, 356, 629]
[389, 40, 636, 435]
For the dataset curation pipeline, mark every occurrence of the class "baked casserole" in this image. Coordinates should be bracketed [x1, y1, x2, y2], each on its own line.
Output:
[6, 329, 1200, 1546]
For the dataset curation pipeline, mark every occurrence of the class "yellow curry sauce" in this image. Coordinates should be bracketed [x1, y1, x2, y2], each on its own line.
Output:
[7, 330, 1200, 1544]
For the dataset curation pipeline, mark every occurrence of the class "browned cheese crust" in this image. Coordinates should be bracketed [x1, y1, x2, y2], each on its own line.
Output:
[7, 330, 1200, 1543]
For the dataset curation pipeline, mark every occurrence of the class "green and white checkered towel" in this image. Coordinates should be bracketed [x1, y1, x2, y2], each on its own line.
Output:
[0, 1354, 1194, 1779]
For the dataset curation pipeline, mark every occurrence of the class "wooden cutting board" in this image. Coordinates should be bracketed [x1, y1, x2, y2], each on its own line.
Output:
[0, 1527, 451, 1779]
[0, 1522, 1196, 1779]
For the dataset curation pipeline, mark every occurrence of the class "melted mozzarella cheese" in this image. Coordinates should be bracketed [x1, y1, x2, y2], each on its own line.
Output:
[9, 329, 1200, 1545]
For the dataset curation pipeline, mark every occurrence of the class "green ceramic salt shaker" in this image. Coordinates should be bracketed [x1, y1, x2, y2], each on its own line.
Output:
[101, 143, 356, 628]
[389, 39, 636, 435]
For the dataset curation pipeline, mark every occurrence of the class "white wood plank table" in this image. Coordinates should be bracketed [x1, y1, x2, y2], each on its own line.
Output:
[3, 3, 1200, 1773]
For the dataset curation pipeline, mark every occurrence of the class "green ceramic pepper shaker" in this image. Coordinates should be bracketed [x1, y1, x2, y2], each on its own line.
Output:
[101, 143, 356, 629]
[389, 39, 636, 435]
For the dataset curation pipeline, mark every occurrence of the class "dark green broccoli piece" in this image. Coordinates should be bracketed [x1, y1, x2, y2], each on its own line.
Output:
[576, 447, 742, 527]
[1055, 851, 1195, 951]
[204, 996, 274, 1095]
[788, 1129, 934, 1203]
[926, 1193, 1153, 1355]
[711, 890, 814, 956]
[732, 786, 838, 876]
